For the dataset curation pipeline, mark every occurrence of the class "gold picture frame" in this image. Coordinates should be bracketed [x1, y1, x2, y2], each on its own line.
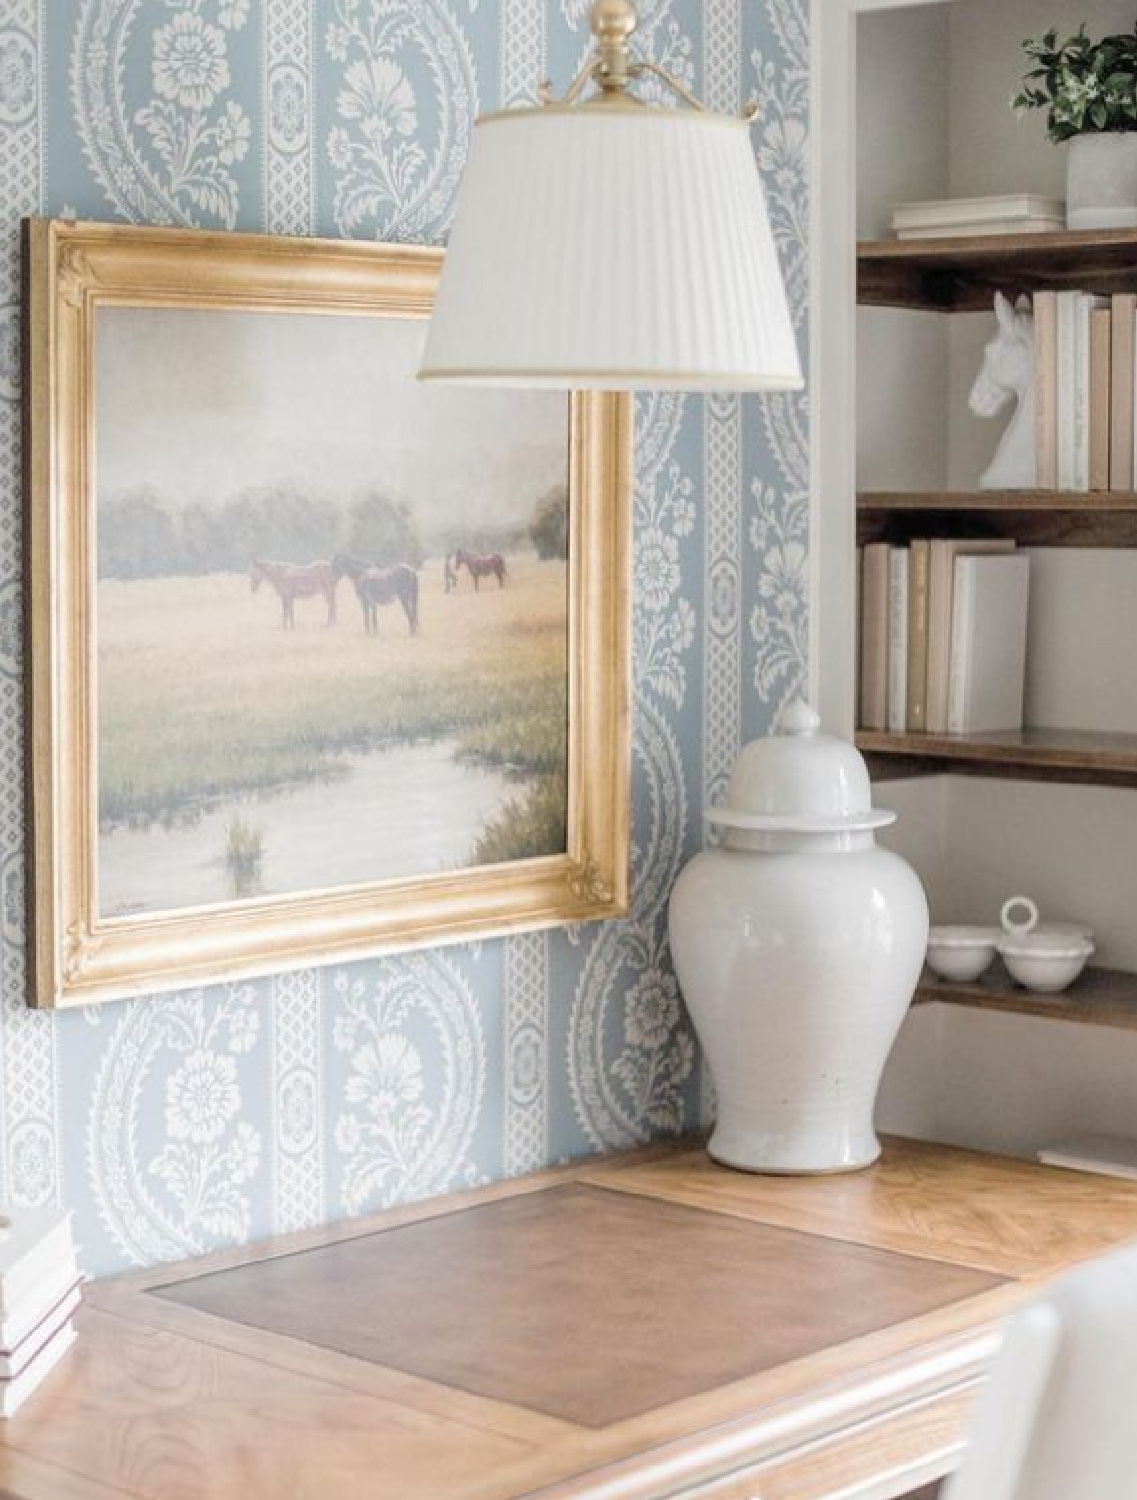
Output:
[24, 219, 632, 1010]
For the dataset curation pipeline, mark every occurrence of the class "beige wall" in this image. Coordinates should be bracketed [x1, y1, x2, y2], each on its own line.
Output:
[856, 5, 951, 491]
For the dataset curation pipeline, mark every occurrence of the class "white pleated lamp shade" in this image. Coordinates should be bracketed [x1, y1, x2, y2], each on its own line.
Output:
[420, 105, 803, 392]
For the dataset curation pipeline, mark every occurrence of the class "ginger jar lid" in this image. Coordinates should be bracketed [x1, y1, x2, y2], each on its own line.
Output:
[705, 699, 897, 835]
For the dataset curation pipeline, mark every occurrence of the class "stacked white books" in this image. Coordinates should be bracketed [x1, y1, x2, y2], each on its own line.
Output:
[0, 1209, 80, 1417]
[859, 540, 1030, 736]
[890, 194, 1065, 241]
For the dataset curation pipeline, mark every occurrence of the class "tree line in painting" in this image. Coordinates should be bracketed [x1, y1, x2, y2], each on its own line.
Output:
[98, 482, 569, 581]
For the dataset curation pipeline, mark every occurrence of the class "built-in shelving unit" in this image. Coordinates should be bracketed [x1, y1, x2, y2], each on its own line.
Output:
[857, 225, 1137, 1028]
[914, 963, 1137, 1031]
[839, 0, 1137, 1152]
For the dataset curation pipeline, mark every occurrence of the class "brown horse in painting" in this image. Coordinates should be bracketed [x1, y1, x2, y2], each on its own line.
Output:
[332, 555, 419, 635]
[453, 548, 507, 591]
[250, 559, 338, 629]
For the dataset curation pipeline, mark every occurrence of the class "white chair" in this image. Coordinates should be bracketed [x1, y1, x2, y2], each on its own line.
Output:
[943, 1239, 1137, 1500]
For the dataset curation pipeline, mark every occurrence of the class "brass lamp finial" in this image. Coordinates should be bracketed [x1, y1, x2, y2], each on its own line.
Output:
[591, 0, 639, 96]
[591, 0, 638, 42]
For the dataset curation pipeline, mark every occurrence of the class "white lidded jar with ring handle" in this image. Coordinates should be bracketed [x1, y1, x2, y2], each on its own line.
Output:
[668, 698, 928, 1175]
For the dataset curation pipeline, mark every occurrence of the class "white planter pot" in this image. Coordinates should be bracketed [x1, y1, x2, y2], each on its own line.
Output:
[1067, 134, 1137, 230]
[668, 701, 928, 1176]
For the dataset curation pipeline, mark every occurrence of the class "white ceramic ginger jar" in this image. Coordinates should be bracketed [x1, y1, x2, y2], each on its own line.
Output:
[668, 699, 928, 1175]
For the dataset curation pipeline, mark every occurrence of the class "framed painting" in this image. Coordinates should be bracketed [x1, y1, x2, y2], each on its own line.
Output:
[24, 219, 632, 1009]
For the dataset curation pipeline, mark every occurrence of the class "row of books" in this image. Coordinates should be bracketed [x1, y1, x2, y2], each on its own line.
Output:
[859, 540, 1031, 736]
[1035, 289, 1137, 492]
[0, 1208, 79, 1417]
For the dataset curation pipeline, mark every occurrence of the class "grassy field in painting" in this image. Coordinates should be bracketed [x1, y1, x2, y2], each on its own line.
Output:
[97, 556, 569, 859]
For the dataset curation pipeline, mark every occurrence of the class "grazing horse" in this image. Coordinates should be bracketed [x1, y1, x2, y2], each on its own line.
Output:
[250, 559, 337, 629]
[453, 547, 507, 591]
[332, 554, 419, 636]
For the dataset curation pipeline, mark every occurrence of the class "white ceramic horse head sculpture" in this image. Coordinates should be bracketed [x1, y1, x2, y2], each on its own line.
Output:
[970, 291, 1036, 491]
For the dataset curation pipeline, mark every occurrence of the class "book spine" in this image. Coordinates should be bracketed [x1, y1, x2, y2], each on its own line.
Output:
[888, 549, 909, 734]
[947, 558, 975, 735]
[1090, 306, 1112, 493]
[1034, 291, 1059, 491]
[906, 540, 930, 733]
[1111, 294, 1136, 491]
[1071, 294, 1093, 492]
[1056, 291, 1080, 491]
[925, 542, 952, 735]
[858, 544, 890, 732]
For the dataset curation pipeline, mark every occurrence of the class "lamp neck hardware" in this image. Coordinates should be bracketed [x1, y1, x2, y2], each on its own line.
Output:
[538, 0, 759, 122]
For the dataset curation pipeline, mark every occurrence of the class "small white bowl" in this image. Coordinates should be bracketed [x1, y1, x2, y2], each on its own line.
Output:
[1000, 940, 1094, 995]
[926, 926, 999, 983]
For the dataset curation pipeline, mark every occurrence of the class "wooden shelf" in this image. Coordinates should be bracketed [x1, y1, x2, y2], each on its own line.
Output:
[857, 491, 1137, 548]
[914, 962, 1137, 1031]
[858, 727, 1137, 788]
[861, 490, 1137, 512]
[859, 228, 1137, 312]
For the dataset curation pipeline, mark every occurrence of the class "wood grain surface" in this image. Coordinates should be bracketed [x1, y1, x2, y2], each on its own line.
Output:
[857, 726, 1137, 790]
[914, 962, 1137, 1031]
[856, 490, 1137, 550]
[586, 1138, 1137, 1277]
[3, 1138, 1136, 1500]
[858, 228, 1137, 312]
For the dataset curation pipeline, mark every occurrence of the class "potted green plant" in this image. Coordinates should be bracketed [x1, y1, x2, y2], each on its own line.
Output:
[1014, 23, 1137, 229]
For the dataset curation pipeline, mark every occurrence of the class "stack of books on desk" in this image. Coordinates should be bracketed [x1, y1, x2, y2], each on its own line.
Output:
[0, 1208, 80, 1417]
[859, 539, 1031, 736]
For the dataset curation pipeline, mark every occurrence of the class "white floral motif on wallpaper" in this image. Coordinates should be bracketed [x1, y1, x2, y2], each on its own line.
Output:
[612, 961, 693, 1125]
[0, 28, 37, 126]
[750, 478, 807, 704]
[88, 987, 263, 1265]
[72, 0, 251, 228]
[570, 393, 697, 1149]
[9, 1122, 55, 1206]
[324, 0, 477, 242]
[635, 459, 696, 707]
[137, 5, 251, 223]
[332, 957, 484, 1215]
[749, 0, 809, 710]
[269, 67, 308, 155]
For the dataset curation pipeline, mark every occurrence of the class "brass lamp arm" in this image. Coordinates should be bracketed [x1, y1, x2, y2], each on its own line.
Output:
[628, 61, 761, 122]
[630, 61, 709, 116]
[540, 60, 604, 109]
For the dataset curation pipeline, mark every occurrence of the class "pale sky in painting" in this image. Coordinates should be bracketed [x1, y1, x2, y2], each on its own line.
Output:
[95, 306, 569, 530]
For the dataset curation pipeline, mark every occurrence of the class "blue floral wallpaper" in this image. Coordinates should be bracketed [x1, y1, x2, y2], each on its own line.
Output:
[0, 0, 808, 1276]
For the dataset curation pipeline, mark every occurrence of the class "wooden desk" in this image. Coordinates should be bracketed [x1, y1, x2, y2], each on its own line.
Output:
[5, 1137, 1137, 1500]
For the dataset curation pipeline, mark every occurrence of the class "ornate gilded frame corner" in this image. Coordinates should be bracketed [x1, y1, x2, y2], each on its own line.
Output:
[24, 218, 633, 1009]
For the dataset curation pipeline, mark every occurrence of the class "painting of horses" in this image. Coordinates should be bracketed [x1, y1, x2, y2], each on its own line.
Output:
[26, 222, 631, 1008]
[94, 302, 574, 919]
